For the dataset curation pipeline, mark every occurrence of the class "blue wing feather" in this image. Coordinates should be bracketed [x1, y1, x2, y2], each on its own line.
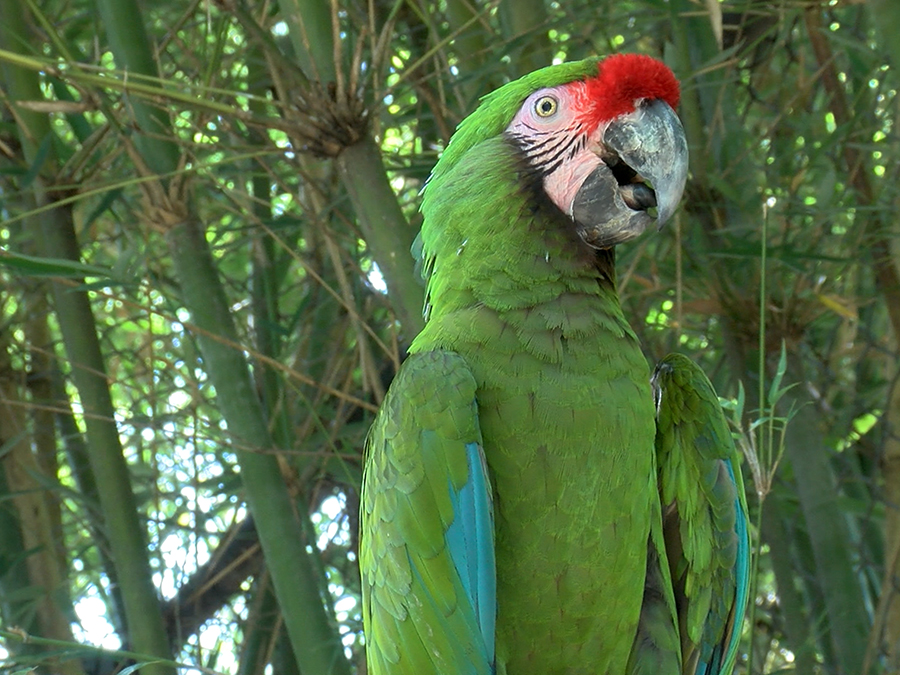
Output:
[446, 441, 497, 666]
[695, 459, 750, 675]
[361, 350, 496, 675]
[721, 460, 751, 669]
[652, 354, 750, 675]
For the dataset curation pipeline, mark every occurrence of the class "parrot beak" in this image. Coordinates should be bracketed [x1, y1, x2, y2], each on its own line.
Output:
[571, 99, 688, 249]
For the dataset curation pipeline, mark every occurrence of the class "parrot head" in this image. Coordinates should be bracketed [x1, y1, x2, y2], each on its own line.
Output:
[428, 54, 688, 250]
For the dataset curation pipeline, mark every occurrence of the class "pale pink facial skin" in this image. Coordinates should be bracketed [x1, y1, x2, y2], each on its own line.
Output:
[504, 82, 612, 218]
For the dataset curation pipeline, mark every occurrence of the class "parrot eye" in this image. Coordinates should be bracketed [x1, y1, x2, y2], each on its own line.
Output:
[534, 95, 558, 118]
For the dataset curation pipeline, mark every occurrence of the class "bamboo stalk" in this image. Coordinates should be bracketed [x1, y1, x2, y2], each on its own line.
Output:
[167, 220, 351, 675]
[279, 0, 337, 83]
[337, 137, 425, 335]
[90, 0, 353, 670]
[40, 215, 176, 675]
[498, 0, 553, 77]
[94, 0, 180, 177]
[0, 6, 174, 673]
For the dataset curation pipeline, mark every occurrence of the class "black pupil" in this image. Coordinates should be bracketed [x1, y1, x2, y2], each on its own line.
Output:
[540, 99, 553, 114]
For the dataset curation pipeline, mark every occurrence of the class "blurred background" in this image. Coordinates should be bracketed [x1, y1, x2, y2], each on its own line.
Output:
[0, 1, 896, 673]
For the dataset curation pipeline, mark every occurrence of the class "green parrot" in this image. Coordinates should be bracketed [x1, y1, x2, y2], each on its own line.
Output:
[360, 54, 749, 675]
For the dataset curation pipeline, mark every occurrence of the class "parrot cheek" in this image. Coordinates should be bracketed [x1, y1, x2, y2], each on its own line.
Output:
[542, 149, 650, 249]
[542, 153, 603, 218]
[569, 163, 654, 249]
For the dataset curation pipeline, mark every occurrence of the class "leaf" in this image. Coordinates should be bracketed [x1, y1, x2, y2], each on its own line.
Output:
[19, 132, 52, 188]
[705, 0, 723, 49]
[0, 429, 28, 460]
[15, 100, 94, 113]
[0, 249, 112, 279]
[817, 293, 857, 320]
[118, 661, 167, 675]
[768, 341, 789, 406]
[83, 187, 123, 229]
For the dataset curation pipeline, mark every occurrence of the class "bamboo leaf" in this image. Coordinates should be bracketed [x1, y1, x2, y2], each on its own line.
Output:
[19, 132, 52, 188]
[768, 340, 789, 406]
[15, 100, 94, 113]
[0, 250, 112, 278]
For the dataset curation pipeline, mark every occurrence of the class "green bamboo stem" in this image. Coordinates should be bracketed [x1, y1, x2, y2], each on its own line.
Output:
[277, 0, 424, 335]
[16, 235, 84, 675]
[444, 0, 493, 105]
[94, 0, 179, 177]
[239, 578, 302, 675]
[279, 0, 336, 83]
[337, 138, 425, 335]
[246, 46, 296, 452]
[498, 0, 553, 76]
[50, 369, 128, 638]
[0, 5, 172, 673]
[792, 506, 839, 668]
[237, 577, 280, 675]
[167, 220, 351, 675]
[0, 229, 77, 673]
[860, 6, 900, 663]
[0, 370, 41, 639]
[89, 1, 352, 669]
[0, 321, 84, 675]
[247, 51, 346, 661]
[272, 625, 303, 675]
[40, 216, 175, 675]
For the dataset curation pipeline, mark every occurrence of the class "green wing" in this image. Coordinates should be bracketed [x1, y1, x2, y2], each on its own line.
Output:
[361, 350, 495, 675]
[652, 353, 750, 675]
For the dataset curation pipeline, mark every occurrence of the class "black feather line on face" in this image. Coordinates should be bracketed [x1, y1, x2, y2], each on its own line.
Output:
[505, 122, 584, 179]
[500, 133, 618, 280]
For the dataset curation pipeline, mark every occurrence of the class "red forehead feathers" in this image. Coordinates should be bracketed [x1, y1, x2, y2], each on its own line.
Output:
[578, 53, 680, 129]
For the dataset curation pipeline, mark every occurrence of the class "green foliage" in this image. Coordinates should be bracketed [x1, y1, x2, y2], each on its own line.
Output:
[0, 1, 896, 674]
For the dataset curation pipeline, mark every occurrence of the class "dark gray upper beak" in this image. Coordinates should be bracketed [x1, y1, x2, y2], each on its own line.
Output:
[604, 98, 688, 228]
[570, 99, 688, 249]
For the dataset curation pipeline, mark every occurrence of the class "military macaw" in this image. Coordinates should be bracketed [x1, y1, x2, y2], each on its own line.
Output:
[360, 53, 749, 675]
